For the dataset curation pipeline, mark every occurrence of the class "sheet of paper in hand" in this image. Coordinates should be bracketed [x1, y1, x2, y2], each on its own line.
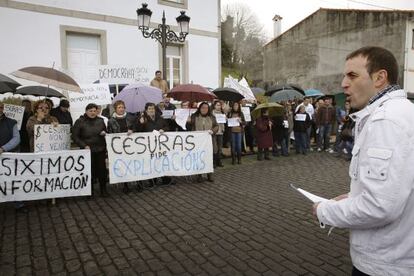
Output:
[214, 114, 226, 124]
[289, 184, 328, 203]
[295, 114, 307, 121]
[227, 118, 240, 127]
[162, 110, 174, 119]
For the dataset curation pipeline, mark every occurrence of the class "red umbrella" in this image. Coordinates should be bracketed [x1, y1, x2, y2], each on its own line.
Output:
[167, 84, 216, 102]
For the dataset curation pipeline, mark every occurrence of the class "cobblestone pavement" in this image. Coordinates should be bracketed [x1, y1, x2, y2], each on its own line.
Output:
[0, 152, 353, 276]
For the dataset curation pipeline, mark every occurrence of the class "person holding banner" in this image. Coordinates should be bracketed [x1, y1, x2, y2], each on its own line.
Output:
[107, 100, 142, 194]
[227, 102, 246, 165]
[212, 101, 225, 168]
[136, 102, 174, 186]
[0, 102, 20, 153]
[0, 102, 26, 211]
[26, 100, 58, 152]
[72, 103, 109, 197]
[187, 102, 218, 182]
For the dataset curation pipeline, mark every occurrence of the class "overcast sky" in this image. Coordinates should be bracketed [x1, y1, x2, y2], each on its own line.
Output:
[221, 0, 414, 40]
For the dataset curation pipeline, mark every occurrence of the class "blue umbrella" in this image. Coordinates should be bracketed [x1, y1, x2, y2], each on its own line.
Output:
[305, 89, 324, 97]
[113, 83, 163, 113]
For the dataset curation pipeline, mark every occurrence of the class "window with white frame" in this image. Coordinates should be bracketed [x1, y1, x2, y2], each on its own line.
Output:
[166, 45, 183, 89]
[66, 33, 101, 84]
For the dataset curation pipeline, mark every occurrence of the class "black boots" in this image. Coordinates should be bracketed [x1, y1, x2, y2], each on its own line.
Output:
[207, 174, 214, 182]
[257, 149, 264, 161]
[264, 149, 271, 160]
[231, 153, 236, 165]
[237, 152, 242, 164]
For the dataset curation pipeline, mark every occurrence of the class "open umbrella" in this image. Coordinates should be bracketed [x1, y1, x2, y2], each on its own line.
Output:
[213, 87, 244, 102]
[11, 66, 81, 92]
[265, 84, 304, 96]
[0, 73, 21, 93]
[251, 102, 284, 119]
[167, 84, 216, 102]
[251, 87, 265, 95]
[113, 83, 163, 113]
[305, 89, 324, 97]
[269, 89, 304, 102]
[16, 86, 64, 98]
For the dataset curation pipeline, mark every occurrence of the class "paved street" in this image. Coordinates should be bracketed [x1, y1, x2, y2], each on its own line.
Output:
[0, 152, 353, 276]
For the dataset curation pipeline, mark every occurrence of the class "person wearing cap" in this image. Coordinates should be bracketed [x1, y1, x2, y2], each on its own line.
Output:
[313, 46, 414, 276]
[50, 99, 73, 126]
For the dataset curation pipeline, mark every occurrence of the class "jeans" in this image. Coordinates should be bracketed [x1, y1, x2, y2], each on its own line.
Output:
[305, 127, 312, 149]
[317, 124, 332, 150]
[294, 131, 307, 154]
[213, 134, 223, 155]
[231, 132, 242, 155]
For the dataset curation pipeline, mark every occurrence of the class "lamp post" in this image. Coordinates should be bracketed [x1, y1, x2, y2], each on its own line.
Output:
[137, 3, 190, 81]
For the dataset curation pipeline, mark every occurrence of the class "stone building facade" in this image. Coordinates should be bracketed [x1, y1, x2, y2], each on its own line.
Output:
[263, 9, 414, 94]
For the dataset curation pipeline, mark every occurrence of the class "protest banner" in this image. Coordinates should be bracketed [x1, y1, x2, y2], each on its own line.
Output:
[68, 83, 112, 121]
[68, 83, 112, 109]
[241, 107, 251, 122]
[4, 104, 24, 130]
[174, 109, 197, 130]
[34, 124, 71, 153]
[98, 65, 156, 85]
[0, 150, 91, 202]
[105, 131, 213, 184]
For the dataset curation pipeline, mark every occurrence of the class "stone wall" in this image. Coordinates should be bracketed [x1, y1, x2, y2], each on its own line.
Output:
[263, 9, 414, 94]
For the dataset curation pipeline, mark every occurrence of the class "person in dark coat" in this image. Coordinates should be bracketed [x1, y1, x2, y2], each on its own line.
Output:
[72, 103, 108, 197]
[136, 102, 173, 186]
[50, 99, 73, 126]
[272, 114, 289, 156]
[255, 108, 273, 161]
[107, 100, 139, 194]
[0, 102, 26, 211]
[294, 105, 312, 155]
[19, 99, 32, 152]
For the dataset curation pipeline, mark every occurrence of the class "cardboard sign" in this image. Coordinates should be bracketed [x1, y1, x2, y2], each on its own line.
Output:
[0, 150, 91, 202]
[4, 104, 24, 130]
[34, 124, 71, 153]
[241, 107, 251, 122]
[106, 131, 213, 184]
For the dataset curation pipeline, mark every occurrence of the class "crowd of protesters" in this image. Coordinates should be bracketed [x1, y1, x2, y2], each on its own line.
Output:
[0, 72, 356, 210]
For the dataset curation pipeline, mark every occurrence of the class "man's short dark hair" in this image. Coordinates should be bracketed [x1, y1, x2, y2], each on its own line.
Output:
[155, 70, 162, 75]
[346, 46, 398, 85]
[85, 103, 98, 111]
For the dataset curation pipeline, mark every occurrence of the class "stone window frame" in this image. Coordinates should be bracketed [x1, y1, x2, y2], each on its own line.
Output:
[60, 25, 108, 69]
[158, 0, 188, 10]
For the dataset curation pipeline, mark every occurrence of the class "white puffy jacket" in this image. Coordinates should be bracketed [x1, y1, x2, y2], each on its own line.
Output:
[317, 90, 414, 275]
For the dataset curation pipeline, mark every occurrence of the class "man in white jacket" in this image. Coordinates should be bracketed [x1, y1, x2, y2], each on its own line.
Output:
[313, 46, 414, 276]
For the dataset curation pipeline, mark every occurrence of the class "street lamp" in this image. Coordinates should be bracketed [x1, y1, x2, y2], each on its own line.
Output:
[137, 3, 190, 81]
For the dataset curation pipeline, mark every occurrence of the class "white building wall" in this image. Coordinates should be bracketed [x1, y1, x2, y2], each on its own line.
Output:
[0, 0, 220, 88]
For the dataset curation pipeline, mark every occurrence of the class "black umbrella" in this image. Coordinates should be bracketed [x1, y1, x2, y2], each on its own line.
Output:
[213, 88, 244, 102]
[0, 73, 21, 93]
[16, 86, 64, 98]
[265, 84, 304, 96]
